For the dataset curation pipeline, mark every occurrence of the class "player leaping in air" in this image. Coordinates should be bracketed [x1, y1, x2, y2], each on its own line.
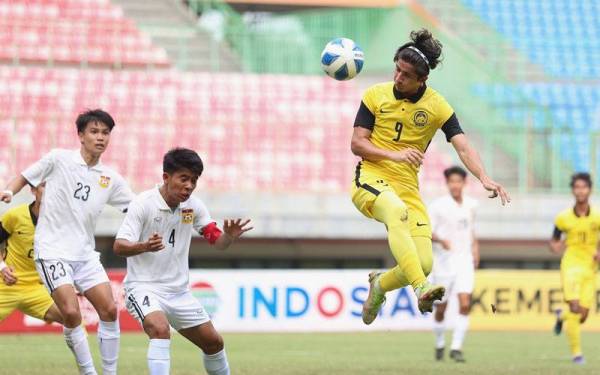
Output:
[550, 172, 600, 365]
[114, 148, 252, 375]
[351, 29, 510, 324]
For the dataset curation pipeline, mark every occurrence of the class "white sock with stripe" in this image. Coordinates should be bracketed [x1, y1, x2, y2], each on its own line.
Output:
[64, 325, 97, 375]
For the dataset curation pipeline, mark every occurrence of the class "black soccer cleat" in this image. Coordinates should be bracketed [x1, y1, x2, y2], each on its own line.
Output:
[450, 350, 465, 363]
[435, 347, 444, 361]
[554, 308, 563, 336]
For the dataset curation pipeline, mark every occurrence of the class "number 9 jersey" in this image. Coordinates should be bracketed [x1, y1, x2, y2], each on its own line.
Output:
[354, 82, 461, 189]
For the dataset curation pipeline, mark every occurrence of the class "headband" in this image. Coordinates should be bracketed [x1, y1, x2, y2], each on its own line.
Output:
[407, 46, 430, 68]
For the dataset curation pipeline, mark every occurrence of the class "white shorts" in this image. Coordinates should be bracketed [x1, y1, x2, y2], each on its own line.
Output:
[125, 286, 210, 331]
[429, 267, 475, 303]
[36, 257, 109, 295]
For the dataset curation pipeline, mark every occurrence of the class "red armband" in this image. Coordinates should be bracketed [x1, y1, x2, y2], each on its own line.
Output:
[202, 222, 222, 245]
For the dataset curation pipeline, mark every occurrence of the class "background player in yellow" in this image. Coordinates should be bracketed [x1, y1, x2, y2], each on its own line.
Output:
[549, 172, 600, 365]
[351, 29, 510, 324]
[0, 182, 63, 325]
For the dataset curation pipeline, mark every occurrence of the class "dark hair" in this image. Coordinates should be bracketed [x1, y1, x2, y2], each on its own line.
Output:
[76, 109, 115, 133]
[570, 172, 592, 188]
[394, 29, 443, 78]
[163, 147, 204, 176]
[444, 166, 467, 180]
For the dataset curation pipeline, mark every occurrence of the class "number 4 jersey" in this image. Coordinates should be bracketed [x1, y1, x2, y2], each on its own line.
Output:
[21, 149, 133, 261]
[116, 187, 214, 294]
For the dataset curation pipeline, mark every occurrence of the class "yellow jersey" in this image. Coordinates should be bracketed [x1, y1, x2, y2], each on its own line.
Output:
[553, 206, 600, 269]
[354, 82, 460, 189]
[0, 203, 40, 285]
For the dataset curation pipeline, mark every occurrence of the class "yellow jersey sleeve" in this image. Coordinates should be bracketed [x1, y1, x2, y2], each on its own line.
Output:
[0, 209, 15, 236]
[554, 212, 565, 231]
[434, 95, 454, 129]
[361, 85, 379, 115]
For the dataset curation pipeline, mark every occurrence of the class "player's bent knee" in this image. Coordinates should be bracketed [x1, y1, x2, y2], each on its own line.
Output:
[62, 308, 82, 328]
[145, 322, 171, 339]
[201, 334, 224, 355]
[97, 304, 118, 322]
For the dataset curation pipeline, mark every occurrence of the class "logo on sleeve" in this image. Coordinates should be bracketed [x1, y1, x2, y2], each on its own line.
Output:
[413, 110, 429, 127]
[182, 209, 194, 224]
[99, 176, 111, 188]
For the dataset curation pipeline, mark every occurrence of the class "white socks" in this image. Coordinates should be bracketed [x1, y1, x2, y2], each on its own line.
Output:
[433, 319, 445, 349]
[98, 320, 120, 374]
[451, 314, 470, 351]
[64, 325, 97, 375]
[203, 349, 230, 375]
[148, 339, 171, 375]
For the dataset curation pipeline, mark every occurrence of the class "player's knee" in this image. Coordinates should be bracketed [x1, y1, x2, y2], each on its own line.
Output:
[97, 304, 118, 322]
[580, 310, 589, 323]
[568, 302, 580, 314]
[146, 321, 171, 339]
[201, 334, 224, 355]
[459, 304, 471, 315]
[62, 308, 82, 328]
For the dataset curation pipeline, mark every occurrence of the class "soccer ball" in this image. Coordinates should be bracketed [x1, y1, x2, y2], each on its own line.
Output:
[320, 38, 364, 81]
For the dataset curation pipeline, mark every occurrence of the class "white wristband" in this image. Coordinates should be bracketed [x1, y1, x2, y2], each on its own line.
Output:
[2, 190, 13, 198]
[0, 260, 7, 272]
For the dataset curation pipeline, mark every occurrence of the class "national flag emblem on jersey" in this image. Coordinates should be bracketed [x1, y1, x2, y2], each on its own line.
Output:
[182, 209, 194, 224]
[99, 175, 111, 188]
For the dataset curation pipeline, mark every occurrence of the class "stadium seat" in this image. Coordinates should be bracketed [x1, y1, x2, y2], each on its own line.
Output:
[0, 66, 453, 193]
[0, 0, 169, 67]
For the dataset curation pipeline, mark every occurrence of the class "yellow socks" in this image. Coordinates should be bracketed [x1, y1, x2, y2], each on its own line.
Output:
[371, 192, 426, 291]
[564, 311, 582, 356]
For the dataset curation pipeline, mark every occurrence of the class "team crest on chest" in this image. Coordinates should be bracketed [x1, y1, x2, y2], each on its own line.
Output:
[413, 110, 429, 127]
[181, 208, 194, 224]
[99, 175, 111, 188]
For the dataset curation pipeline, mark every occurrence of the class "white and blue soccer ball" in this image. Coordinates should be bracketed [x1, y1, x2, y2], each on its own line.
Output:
[320, 38, 364, 81]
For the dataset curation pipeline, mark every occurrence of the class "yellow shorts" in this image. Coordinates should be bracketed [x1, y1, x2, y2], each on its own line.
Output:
[351, 167, 431, 238]
[560, 262, 596, 309]
[0, 282, 55, 321]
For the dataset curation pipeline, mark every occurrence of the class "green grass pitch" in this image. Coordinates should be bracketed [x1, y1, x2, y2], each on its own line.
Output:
[0, 331, 598, 374]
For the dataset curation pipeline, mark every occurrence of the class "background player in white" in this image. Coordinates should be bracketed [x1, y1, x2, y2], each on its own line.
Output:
[428, 166, 479, 363]
[113, 148, 252, 375]
[0, 109, 133, 375]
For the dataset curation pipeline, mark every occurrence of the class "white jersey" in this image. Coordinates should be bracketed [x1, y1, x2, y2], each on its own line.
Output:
[429, 194, 477, 275]
[22, 149, 133, 261]
[116, 186, 214, 294]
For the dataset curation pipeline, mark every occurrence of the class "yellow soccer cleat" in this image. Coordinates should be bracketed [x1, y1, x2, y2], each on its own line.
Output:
[415, 283, 445, 313]
[361, 271, 386, 325]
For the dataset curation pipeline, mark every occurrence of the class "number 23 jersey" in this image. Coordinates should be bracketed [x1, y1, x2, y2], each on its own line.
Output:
[22, 149, 133, 261]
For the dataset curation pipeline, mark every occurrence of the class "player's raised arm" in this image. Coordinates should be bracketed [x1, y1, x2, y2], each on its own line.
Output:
[200, 219, 253, 251]
[449, 133, 511, 205]
[0, 175, 29, 203]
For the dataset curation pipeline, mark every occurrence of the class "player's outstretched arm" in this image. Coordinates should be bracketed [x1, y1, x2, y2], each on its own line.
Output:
[450, 134, 510, 205]
[351, 127, 424, 167]
[0, 175, 29, 203]
[213, 219, 253, 251]
[113, 233, 165, 257]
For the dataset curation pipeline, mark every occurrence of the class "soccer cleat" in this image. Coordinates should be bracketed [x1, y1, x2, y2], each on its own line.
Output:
[361, 271, 386, 325]
[415, 283, 445, 313]
[572, 355, 585, 365]
[435, 347, 444, 361]
[450, 350, 466, 363]
[553, 309, 563, 335]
